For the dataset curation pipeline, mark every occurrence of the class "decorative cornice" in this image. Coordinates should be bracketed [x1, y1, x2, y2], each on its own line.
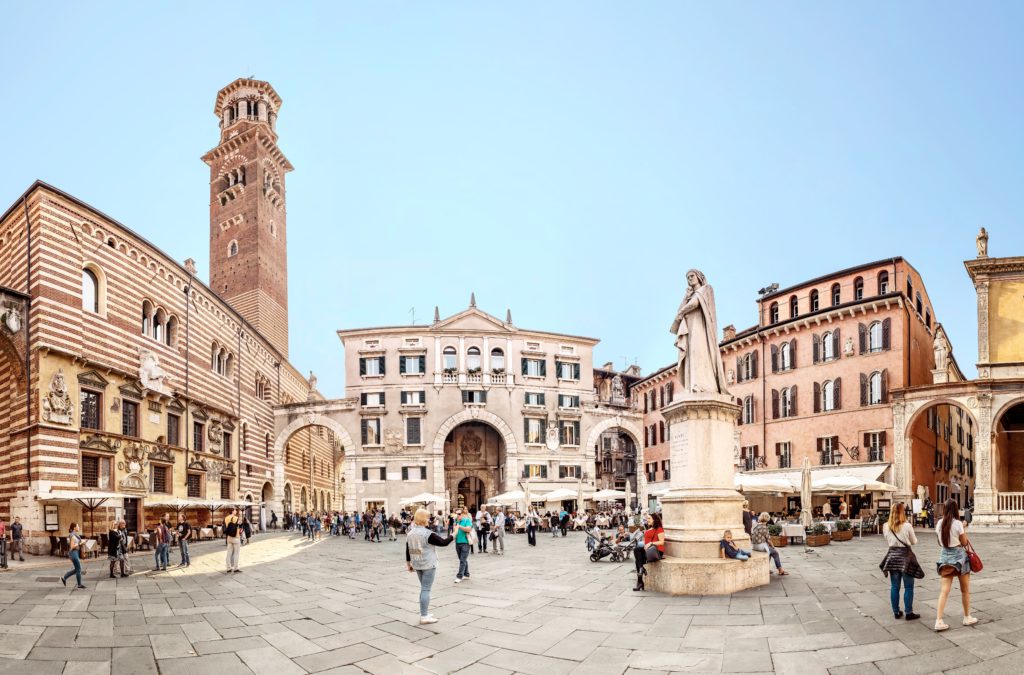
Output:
[964, 256, 1024, 281]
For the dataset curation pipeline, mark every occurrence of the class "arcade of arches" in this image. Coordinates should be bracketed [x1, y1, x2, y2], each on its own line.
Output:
[907, 402, 977, 508]
[995, 400, 1024, 495]
[445, 422, 505, 512]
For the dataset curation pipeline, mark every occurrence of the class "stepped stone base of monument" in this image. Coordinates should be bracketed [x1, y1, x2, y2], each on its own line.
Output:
[645, 552, 771, 595]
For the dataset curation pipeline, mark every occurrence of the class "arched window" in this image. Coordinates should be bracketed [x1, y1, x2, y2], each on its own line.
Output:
[228, 240, 238, 257]
[810, 290, 819, 312]
[869, 372, 883, 405]
[743, 396, 755, 424]
[490, 348, 505, 371]
[869, 321, 884, 352]
[742, 353, 752, 381]
[878, 271, 889, 295]
[822, 380, 835, 412]
[831, 283, 841, 307]
[789, 295, 799, 318]
[822, 331, 835, 361]
[854, 277, 864, 301]
[82, 268, 100, 313]
[769, 302, 779, 324]
[467, 346, 481, 370]
[212, 343, 220, 371]
[165, 316, 177, 347]
[153, 308, 166, 343]
[780, 342, 791, 370]
[925, 308, 932, 328]
[443, 346, 457, 370]
[141, 300, 152, 335]
[915, 292, 923, 315]
[781, 387, 793, 417]
[907, 278, 913, 298]
[225, 353, 234, 378]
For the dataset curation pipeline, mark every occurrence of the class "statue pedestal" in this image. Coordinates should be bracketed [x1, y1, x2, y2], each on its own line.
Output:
[646, 394, 770, 595]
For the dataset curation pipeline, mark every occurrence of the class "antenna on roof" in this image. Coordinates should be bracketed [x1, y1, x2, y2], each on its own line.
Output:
[409, 307, 415, 325]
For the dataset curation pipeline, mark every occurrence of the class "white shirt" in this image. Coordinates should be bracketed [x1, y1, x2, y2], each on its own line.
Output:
[882, 521, 917, 547]
[494, 513, 505, 530]
[936, 518, 965, 547]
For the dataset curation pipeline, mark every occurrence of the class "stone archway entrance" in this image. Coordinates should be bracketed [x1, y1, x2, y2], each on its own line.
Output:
[994, 399, 1024, 504]
[444, 421, 506, 512]
[905, 400, 978, 509]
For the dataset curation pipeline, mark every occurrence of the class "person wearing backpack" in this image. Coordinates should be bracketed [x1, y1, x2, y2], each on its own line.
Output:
[224, 509, 242, 573]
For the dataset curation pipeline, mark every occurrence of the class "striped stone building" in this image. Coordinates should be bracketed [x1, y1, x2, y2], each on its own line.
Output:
[0, 79, 336, 550]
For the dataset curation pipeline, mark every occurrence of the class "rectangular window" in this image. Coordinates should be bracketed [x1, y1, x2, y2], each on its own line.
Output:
[193, 422, 205, 453]
[406, 417, 422, 445]
[361, 392, 385, 407]
[560, 420, 581, 446]
[524, 391, 545, 406]
[556, 361, 581, 380]
[223, 432, 232, 460]
[402, 466, 427, 481]
[777, 442, 792, 469]
[522, 464, 547, 479]
[122, 400, 139, 437]
[360, 356, 385, 377]
[522, 358, 546, 377]
[525, 418, 545, 444]
[559, 465, 582, 479]
[151, 464, 169, 493]
[187, 473, 202, 498]
[361, 418, 381, 445]
[362, 466, 386, 481]
[167, 413, 180, 446]
[820, 437, 838, 465]
[81, 455, 111, 489]
[661, 460, 670, 481]
[558, 394, 580, 408]
[401, 355, 426, 375]
[462, 390, 487, 404]
[868, 432, 885, 462]
[81, 390, 102, 430]
[400, 390, 425, 405]
[220, 478, 231, 500]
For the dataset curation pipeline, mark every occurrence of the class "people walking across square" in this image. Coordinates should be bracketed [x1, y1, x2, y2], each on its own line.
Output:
[880, 501, 921, 621]
[491, 509, 505, 555]
[60, 522, 86, 590]
[11, 517, 25, 562]
[934, 498, 977, 631]
[224, 509, 242, 573]
[177, 514, 191, 567]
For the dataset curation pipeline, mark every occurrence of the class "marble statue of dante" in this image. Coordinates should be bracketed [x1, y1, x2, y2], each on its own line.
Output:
[670, 269, 730, 395]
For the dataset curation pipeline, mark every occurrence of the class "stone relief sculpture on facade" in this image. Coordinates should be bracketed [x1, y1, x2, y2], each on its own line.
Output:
[611, 374, 625, 404]
[546, 423, 560, 451]
[138, 347, 169, 394]
[207, 420, 223, 454]
[460, 432, 483, 463]
[670, 269, 730, 396]
[42, 369, 74, 424]
[384, 428, 404, 453]
[118, 442, 148, 491]
[844, 337, 855, 357]
[2, 305, 22, 333]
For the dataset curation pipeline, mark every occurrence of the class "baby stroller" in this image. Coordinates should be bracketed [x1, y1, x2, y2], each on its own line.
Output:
[586, 531, 615, 562]
[608, 539, 634, 563]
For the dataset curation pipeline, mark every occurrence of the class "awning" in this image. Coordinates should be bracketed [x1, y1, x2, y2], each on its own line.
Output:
[734, 464, 890, 494]
[734, 474, 796, 494]
[38, 491, 124, 507]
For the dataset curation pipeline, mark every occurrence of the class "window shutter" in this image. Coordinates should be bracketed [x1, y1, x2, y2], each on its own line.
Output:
[524, 418, 530, 442]
[359, 358, 366, 376]
[816, 438, 823, 455]
[812, 335, 820, 364]
[399, 356, 406, 374]
[538, 393, 545, 405]
[832, 329, 840, 358]
[362, 467, 369, 481]
[521, 358, 528, 375]
[378, 356, 386, 375]
[540, 359, 547, 377]
[880, 430, 887, 447]
[462, 390, 469, 404]
[789, 339, 797, 368]
[573, 363, 580, 380]
[775, 443, 781, 457]
[559, 423, 566, 445]
[751, 351, 758, 378]
[480, 390, 487, 403]
[559, 466, 565, 479]
[360, 419, 368, 445]
[863, 432, 870, 449]
[400, 391, 407, 405]
[522, 466, 528, 479]
[380, 467, 386, 480]
[860, 373, 868, 406]
[882, 318, 891, 350]
[813, 382, 821, 413]
[360, 392, 367, 405]
[881, 368, 888, 402]
[858, 323, 867, 354]
[402, 467, 408, 480]
[771, 389, 779, 419]
[771, 344, 778, 373]
[740, 446, 747, 459]
[735, 356, 741, 381]
[541, 465, 547, 479]
[643, 392, 648, 413]
[791, 385, 798, 415]
[380, 391, 385, 407]
[834, 377, 841, 410]
[419, 355, 426, 373]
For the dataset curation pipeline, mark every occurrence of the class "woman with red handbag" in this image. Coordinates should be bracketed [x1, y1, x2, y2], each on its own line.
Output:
[934, 499, 977, 632]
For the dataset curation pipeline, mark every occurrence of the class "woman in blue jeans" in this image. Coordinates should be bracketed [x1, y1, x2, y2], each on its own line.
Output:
[880, 502, 921, 621]
[406, 509, 453, 624]
[60, 522, 86, 590]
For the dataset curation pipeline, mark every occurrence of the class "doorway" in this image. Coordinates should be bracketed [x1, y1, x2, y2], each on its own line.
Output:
[457, 476, 485, 512]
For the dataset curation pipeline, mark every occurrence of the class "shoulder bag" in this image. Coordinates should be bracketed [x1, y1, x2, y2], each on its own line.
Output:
[965, 541, 983, 573]
[644, 544, 663, 562]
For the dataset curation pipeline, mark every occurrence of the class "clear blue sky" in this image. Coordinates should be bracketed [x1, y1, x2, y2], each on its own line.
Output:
[4, 4, 1023, 396]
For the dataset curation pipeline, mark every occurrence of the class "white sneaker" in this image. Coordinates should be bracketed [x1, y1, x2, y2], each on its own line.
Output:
[454, 578, 462, 583]
[963, 616, 978, 626]
[419, 615, 439, 625]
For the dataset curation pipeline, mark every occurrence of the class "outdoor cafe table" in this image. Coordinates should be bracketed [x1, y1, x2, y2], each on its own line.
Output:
[199, 527, 215, 540]
[781, 524, 805, 542]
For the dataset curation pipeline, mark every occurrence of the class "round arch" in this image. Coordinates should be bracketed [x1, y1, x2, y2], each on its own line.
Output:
[431, 409, 518, 455]
[272, 413, 355, 519]
[584, 415, 643, 454]
[992, 396, 1024, 430]
[901, 397, 980, 507]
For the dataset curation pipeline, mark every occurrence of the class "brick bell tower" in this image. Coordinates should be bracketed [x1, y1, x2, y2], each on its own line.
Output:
[202, 78, 293, 356]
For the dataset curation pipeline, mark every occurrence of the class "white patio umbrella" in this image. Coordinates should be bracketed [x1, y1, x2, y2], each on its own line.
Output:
[488, 490, 526, 504]
[592, 489, 627, 501]
[543, 488, 579, 502]
[800, 457, 813, 529]
[399, 492, 444, 506]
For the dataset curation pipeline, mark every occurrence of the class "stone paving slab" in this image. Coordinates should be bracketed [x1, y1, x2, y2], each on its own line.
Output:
[4, 530, 1024, 672]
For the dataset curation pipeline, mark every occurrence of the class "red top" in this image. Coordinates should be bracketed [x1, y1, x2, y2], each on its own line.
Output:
[644, 527, 665, 552]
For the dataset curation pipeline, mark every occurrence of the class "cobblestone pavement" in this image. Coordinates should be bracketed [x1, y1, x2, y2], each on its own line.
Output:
[2, 529, 1024, 674]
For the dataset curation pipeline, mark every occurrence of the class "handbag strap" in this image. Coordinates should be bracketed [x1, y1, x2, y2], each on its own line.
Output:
[890, 528, 911, 548]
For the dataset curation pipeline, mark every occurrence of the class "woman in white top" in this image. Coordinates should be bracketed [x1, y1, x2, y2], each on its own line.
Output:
[880, 502, 920, 621]
[934, 498, 976, 631]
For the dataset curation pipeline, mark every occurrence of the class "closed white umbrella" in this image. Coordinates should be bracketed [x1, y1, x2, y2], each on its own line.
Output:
[800, 457, 813, 529]
[625, 479, 633, 511]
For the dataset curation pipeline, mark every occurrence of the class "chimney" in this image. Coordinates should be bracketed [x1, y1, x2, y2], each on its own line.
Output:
[602, 362, 614, 371]
[723, 324, 736, 341]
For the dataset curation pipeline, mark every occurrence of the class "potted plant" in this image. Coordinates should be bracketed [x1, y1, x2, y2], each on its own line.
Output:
[806, 523, 830, 547]
[491, 367, 505, 375]
[467, 367, 482, 375]
[832, 519, 854, 541]
[768, 523, 787, 548]
[443, 367, 458, 376]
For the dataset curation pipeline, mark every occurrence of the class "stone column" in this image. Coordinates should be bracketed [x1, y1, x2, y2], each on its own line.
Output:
[645, 394, 770, 595]
[891, 402, 915, 507]
[974, 393, 995, 518]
